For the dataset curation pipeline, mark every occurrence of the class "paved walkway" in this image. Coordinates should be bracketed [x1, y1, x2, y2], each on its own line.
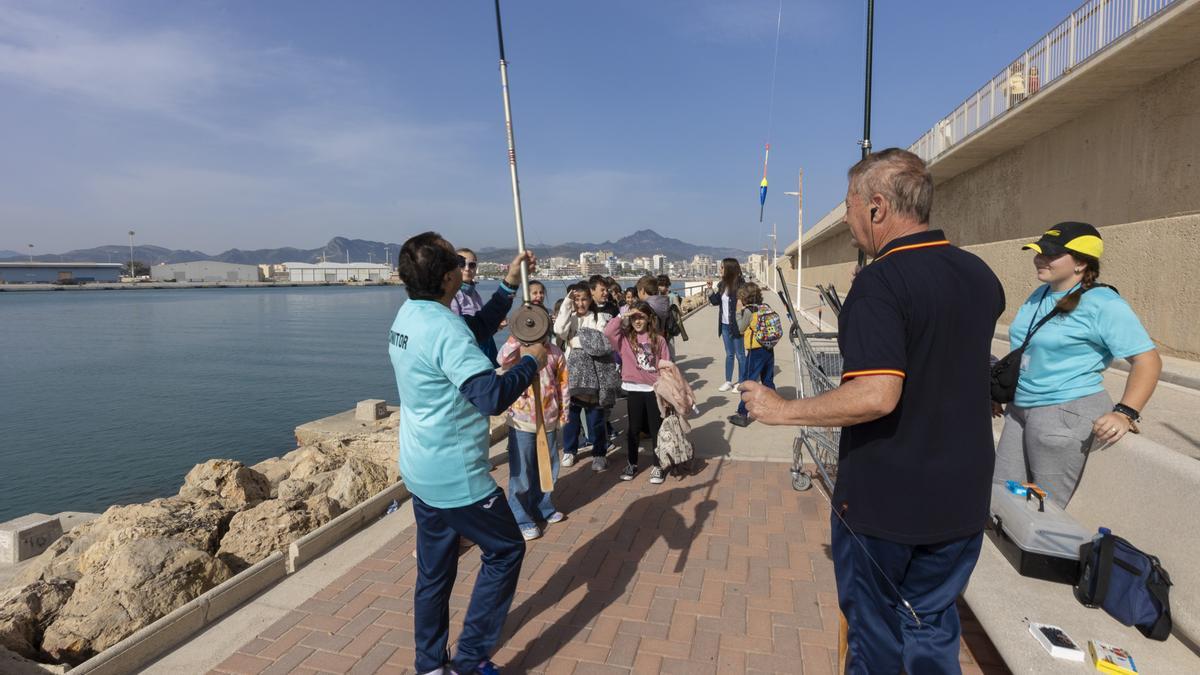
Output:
[202, 304, 1006, 674]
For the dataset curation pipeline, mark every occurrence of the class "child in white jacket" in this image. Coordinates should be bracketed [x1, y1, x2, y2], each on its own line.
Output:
[554, 283, 613, 469]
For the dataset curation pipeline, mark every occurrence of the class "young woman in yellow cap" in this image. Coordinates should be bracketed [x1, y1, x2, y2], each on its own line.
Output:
[993, 222, 1162, 508]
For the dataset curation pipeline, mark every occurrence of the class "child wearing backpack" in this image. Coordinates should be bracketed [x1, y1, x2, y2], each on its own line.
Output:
[729, 283, 781, 427]
[497, 323, 568, 540]
[604, 301, 672, 484]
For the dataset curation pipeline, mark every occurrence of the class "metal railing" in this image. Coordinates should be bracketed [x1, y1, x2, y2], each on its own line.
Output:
[908, 0, 1179, 162]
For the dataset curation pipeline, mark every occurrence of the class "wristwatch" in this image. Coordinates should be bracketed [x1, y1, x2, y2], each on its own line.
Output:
[1112, 403, 1141, 434]
[1112, 403, 1141, 422]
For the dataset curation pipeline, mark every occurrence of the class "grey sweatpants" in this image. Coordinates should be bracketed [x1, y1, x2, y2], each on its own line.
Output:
[993, 390, 1112, 509]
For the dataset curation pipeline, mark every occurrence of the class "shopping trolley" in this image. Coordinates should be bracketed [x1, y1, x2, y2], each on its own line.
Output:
[774, 267, 843, 493]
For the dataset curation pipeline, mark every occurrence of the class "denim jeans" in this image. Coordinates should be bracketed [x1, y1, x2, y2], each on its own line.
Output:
[563, 401, 607, 458]
[720, 322, 746, 383]
[412, 488, 525, 674]
[737, 347, 776, 416]
[506, 428, 560, 530]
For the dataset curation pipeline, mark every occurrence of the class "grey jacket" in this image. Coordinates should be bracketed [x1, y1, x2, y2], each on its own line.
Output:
[567, 328, 620, 408]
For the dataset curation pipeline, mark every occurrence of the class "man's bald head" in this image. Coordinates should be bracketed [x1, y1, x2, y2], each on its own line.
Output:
[847, 148, 933, 225]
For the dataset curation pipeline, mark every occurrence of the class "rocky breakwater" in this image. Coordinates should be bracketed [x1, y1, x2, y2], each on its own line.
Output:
[0, 411, 402, 670]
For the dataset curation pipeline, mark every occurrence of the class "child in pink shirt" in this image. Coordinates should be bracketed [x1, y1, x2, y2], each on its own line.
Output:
[604, 301, 672, 484]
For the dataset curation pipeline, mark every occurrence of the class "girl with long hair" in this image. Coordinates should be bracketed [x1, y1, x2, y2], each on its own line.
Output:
[993, 223, 1161, 508]
[554, 282, 614, 469]
[604, 301, 672, 484]
[707, 257, 746, 392]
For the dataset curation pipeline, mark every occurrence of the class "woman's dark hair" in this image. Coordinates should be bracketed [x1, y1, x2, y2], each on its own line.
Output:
[1055, 254, 1100, 314]
[398, 231, 459, 301]
[720, 258, 743, 293]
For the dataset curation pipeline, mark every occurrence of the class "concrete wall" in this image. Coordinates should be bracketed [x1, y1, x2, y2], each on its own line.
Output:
[799, 213, 1200, 359]
[797, 54, 1200, 358]
[150, 262, 262, 283]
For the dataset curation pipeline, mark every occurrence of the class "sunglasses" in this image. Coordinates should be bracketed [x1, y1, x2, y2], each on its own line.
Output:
[456, 255, 478, 270]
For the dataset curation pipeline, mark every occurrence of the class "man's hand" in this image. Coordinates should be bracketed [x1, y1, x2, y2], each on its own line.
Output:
[1092, 411, 1133, 445]
[740, 381, 789, 425]
[521, 342, 549, 370]
[504, 251, 538, 288]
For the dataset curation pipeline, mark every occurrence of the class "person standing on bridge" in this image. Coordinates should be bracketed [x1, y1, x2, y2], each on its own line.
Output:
[390, 232, 547, 675]
[740, 149, 1005, 674]
[993, 222, 1161, 508]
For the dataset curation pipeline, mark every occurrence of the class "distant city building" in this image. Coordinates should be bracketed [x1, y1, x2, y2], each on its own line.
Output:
[605, 256, 619, 276]
[152, 261, 262, 283]
[0, 262, 122, 285]
[652, 254, 667, 275]
[746, 253, 770, 284]
[282, 262, 392, 283]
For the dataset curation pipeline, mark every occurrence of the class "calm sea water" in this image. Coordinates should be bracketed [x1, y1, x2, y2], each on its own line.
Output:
[0, 280, 597, 522]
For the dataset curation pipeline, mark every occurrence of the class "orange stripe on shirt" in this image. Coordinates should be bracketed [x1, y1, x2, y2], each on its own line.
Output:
[841, 369, 906, 380]
[874, 240, 950, 261]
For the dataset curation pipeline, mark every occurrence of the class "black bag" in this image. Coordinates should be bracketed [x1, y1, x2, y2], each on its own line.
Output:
[1075, 532, 1173, 641]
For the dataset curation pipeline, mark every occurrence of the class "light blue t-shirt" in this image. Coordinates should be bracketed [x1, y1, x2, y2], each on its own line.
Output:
[388, 299, 498, 508]
[1010, 284, 1154, 408]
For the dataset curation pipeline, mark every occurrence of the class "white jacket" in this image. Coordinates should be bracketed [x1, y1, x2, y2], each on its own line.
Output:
[554, 307, 612, 358]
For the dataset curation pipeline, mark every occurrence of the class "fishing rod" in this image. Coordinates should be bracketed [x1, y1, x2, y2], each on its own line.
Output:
[494, 0, 554, 492]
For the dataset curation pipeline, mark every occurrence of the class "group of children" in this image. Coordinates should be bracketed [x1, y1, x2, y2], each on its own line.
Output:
[495, 274, 684, 541]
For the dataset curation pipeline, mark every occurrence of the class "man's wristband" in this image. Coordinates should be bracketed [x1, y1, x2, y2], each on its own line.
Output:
[1113, 403, 1141, 422]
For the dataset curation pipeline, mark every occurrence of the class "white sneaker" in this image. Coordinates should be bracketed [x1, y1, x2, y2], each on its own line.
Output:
[592, 456, 608, 472]
[521, 526, 541, 541]
[649, 467, 665, 484]
[561, 453, 576, 467]
[718, 381, 733, 392]
[733, 382, 742, 393]
[546, 511, 565, 524]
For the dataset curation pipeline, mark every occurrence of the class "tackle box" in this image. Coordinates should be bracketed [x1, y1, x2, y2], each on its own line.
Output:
[987, 483, 1089, 584]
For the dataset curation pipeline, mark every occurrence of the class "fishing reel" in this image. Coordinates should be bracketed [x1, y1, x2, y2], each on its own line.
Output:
[509, 302, 551, 345]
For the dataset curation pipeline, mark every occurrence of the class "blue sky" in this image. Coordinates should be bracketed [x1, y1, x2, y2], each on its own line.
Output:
[0, 1, 1081, 254]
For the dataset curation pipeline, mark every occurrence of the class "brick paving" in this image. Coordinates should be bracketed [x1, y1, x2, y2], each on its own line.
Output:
[211, 457, 1008, 674]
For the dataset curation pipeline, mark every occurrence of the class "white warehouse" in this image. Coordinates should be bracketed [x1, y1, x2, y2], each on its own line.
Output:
[151, 261, 263, 282]
[282, 262, 392, 283]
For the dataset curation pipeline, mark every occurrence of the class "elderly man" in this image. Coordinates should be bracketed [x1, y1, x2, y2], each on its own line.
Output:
[390, 232, 546, 675]
[741, 149, 1004, 673]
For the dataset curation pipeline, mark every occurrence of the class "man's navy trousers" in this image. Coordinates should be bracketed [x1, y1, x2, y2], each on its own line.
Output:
[831, 516, 983, 674]
[412, 487, 526, 674]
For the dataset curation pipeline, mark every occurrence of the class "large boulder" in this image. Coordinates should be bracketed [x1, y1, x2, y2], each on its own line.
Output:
[0, 579, 74, 658]
[40, 538, 231, 664]
[327, 457, 392, 509]
[250, 457, 294, 495]
[177, 459, 270, 509]
[317, 431, 399, 483]
[14, 498, 233, 586]
[277, 470, 337, 502]
[216, 496, 342, 572]
[286, 447, 344, 481]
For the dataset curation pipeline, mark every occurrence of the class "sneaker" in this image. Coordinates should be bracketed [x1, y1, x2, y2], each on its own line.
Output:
[546, 511, 565, 524]
[649, 466, 665, 484]
[561, 453, 576, 467]
[592, 456, 608, 472]
[733, 382, 742, 393]
[718, 381, 733, 392]
[520, 526, 541, 541]
[620, 464, 637, 481]
[474, 662, 502, 675]
[728, 413, 751, 427]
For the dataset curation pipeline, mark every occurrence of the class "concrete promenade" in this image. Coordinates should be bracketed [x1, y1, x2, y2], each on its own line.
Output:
[154, 302, 1004, 674]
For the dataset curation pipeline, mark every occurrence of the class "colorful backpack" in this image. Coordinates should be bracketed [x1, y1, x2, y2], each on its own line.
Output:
[752, 303, 784, 349]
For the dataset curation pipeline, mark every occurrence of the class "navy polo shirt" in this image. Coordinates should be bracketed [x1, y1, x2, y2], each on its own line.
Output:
[833, 230, 1005, 545]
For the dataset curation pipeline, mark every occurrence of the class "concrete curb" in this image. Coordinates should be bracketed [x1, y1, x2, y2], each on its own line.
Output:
[287, 482, 410, 573]
[71, 552, 286, 675]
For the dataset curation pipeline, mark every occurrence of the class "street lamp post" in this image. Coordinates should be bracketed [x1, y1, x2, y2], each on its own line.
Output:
[127, 230, 136, 279]
[28, 243, 34, 263]
[785, 169, 803, 313]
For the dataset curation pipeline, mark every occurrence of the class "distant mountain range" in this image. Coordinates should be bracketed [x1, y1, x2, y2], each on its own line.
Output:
[478, 229, 752, 262]
[0, 230, 752, 266]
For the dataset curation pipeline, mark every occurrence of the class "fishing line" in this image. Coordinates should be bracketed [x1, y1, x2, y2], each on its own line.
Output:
[805, 440, 922, 627]
[758, 0, 783, 226]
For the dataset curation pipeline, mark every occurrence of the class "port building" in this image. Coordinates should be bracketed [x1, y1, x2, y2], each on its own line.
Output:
[150, 261, 263, 283]
[282, 262, 392, 283]
[0, 262, 122, 284]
